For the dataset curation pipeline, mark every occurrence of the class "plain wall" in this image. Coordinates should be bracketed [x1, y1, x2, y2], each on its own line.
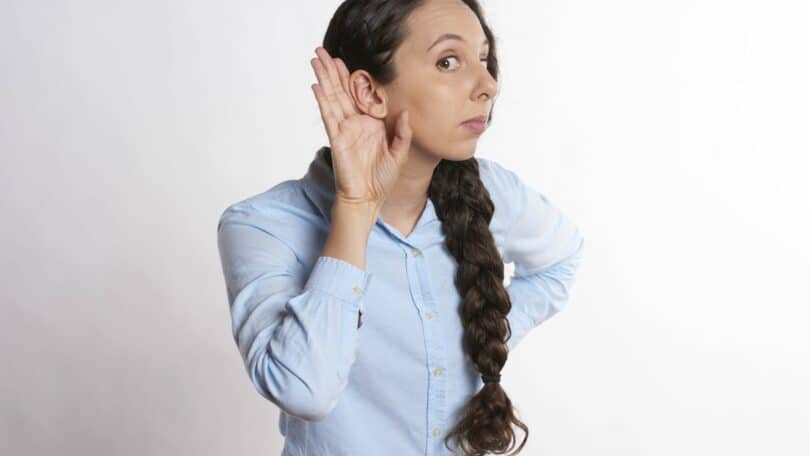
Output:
[2, 0, 808, 454]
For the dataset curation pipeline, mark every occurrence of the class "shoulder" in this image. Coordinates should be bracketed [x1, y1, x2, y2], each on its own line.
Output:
[217, 179, 324, 248]
[476, 156, 517, 189]
[475, 156, 526, 226]
[219, 179, 303, 221]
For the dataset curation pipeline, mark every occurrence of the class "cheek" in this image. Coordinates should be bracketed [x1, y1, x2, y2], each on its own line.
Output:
[411, 109, 453, 145]
[401, 86, 475, 155]
[411, 100, 456, 134]
[410, 114, 478, 160]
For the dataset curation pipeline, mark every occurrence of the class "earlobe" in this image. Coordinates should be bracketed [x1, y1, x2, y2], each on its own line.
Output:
[356, 102, 386, 119]
[366, 87, 388, 119]
[369, 101, 387, 119]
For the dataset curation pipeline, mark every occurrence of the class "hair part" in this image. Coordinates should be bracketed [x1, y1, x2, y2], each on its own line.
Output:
[322, 1, 527, 454]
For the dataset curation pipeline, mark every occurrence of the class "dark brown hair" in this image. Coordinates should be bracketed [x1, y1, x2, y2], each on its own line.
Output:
[322, 1, 527, 454]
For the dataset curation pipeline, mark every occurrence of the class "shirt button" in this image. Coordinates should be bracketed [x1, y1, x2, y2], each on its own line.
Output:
[432, 427, 442, 437]
[425, 310, 435, 319]
[411, 248, 421, 256]
[433, 367, 443, 377]
[352, 286, 363, 295]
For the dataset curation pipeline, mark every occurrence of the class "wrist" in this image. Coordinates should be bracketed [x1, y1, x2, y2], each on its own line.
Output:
[333, 193, 381, 212]
[331, 199, 380, 230]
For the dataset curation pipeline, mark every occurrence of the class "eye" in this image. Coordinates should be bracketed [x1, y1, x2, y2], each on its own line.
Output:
[436, 55, 461, 71]
[437, 54, 490, 71]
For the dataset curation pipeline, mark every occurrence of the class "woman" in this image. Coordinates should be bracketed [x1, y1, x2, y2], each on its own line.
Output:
[217, 0, 585, 454]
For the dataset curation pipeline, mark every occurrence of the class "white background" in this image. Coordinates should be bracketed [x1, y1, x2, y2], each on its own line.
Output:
[2, 0, 808, 454]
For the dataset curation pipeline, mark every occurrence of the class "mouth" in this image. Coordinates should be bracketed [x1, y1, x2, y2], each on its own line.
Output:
[461, 115, 488, 134]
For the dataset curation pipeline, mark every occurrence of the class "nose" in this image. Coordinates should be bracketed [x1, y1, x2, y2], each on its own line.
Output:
[473, 64, 498, 101]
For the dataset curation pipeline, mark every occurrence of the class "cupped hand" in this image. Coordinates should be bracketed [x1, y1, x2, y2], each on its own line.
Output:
[310, 47, 412, 208]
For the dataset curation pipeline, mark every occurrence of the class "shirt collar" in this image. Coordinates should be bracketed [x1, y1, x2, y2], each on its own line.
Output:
[300, 146, 438, 229]
[300, 146, 337, 223]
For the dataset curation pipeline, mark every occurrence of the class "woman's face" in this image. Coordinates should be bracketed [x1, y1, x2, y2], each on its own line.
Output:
[382, 0, 498, 161]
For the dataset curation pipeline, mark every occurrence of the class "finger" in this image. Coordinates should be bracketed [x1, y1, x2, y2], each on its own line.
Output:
[311, 83, 339, 141]
[333, 57, 358, 115]
[390, 110, 412, 164]
[314, 48, 347, 121]
[311, 57, 346, 124]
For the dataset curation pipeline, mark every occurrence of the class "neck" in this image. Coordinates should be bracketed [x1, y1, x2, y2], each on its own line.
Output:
[379, 148, 441, 223]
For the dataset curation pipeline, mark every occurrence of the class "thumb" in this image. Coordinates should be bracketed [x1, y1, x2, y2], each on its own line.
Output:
[389, 110, 412, 164]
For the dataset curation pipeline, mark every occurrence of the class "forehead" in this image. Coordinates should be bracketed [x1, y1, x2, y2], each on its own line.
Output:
[403, 0, 487, 49]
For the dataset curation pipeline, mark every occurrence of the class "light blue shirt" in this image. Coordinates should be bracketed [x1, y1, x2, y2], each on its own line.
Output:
[216, 146, 585, 455]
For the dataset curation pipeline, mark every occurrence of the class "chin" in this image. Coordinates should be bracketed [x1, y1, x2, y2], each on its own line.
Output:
[415, 136, 478, 162]
[445, 143, 478, 161]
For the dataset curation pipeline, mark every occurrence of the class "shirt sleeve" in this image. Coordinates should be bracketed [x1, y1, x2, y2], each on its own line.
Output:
[217, 204, 374, 421]
[498, 169, 585, 351]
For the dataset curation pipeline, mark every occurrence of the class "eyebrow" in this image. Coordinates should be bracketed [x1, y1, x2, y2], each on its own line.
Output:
[427, 33, 490, 52]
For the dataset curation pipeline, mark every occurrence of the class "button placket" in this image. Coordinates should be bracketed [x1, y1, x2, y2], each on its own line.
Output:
[408, 246, 449, 454]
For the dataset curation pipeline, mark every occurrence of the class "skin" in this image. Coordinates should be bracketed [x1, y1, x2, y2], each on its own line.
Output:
[346, 0, 499, 237]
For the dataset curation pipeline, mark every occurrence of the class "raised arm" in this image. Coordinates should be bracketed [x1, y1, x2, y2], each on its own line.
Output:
[217, 203, 374, 421]
[216, 44, 413, 421]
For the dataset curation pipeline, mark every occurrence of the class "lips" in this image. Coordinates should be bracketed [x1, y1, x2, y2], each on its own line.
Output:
[462, 115, 488, 124]
[461, 118, 487, 134]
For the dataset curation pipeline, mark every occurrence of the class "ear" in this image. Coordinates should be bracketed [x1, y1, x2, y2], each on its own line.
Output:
[349, 70, 388, 119]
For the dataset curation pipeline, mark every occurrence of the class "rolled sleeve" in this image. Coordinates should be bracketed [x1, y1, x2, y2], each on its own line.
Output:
[304, 256, 374, 313]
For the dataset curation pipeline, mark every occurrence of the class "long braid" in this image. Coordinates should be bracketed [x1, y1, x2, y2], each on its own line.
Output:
[430, 159, 528, 455]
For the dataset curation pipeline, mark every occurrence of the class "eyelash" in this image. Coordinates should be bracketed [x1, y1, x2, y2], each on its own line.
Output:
[436, 54, 489, 71]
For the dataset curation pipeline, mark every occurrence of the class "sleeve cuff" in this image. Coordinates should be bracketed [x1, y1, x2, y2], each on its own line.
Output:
[304, 256, 374, 309]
